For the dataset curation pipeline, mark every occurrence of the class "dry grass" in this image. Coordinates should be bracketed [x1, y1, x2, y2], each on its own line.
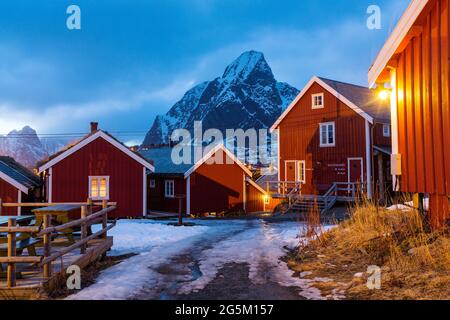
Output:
[288, 200, 450, 300]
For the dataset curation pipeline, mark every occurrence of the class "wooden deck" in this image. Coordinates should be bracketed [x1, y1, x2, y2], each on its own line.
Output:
[0, 237, 113, 299]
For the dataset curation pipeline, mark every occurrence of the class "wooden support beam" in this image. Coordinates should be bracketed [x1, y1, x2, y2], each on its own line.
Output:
[43, 214, 51, 278]
[7, 219, 16, 288]
[102, 200, 108, 239]
[80, 206, 87, 254]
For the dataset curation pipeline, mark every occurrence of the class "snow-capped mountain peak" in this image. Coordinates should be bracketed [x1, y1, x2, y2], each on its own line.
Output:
[143, 51, 299, 146]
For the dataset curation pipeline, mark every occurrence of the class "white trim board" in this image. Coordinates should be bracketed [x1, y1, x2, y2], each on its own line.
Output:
[368, 0, 429, 87]
[270, 76, 374, 132]
[183, 144, 252, 178]
[245, 177, 267, 195]
[347, 157, 364, 184]
[38, 131, 155, 173]
[0, 171, 29, 194]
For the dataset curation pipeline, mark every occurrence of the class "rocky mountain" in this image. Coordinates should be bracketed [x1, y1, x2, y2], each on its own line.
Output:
[0, 126, 68, 169]
[142, 51, 299, 146]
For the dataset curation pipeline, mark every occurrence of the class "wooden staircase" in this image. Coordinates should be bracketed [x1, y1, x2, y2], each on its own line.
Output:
[288, 183, 338, 214]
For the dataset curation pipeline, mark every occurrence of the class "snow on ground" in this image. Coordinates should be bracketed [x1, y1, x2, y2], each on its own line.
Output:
[67, 220, 210, 300]
[178, 221, 331, 300]
[94, 219, 209, 255]
[67, 219, 334, 300]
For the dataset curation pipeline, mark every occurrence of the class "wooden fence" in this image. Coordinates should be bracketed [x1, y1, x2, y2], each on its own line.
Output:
[0, 200, 116, 288]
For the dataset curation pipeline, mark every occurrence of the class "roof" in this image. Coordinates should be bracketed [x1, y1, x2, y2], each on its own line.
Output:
[0, 156, 41, 193]
[140, 147, 192, 175]
[271, 76, 390, 131]
[255, 171, 278, 190]
[318, 77, 391, 122]
[374, 145, 392, 156]
[140, 144, 252, 178]
[38, 130, 155, 173]
[368, 0, 430, 86]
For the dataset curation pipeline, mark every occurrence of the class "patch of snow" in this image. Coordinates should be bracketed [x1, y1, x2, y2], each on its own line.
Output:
[67, 220, 210, 300]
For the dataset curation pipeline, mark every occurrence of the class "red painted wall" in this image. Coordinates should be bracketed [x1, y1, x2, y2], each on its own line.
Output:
[0, 179, 18, 216]
[190, 149, 245, 215]
[394, 0, 450, 197]
[49, 137, 144, 218]
[373, 122, 391, 147]
[245, 182, 265, 213]
[147, 176, 186, 213]
[277, 82, 368, 195]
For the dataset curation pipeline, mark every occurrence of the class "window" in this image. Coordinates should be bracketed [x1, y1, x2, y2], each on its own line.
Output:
[298, 161, 306, 183]
[383, 124, 391, 137]
[320, 122, 335, 147]
[149, 179, 156, 188]
[264, 195, 270, 205]
[312, 93, 324, 109]
[89, 176, 109, 200]
[165, 180, 175, 198]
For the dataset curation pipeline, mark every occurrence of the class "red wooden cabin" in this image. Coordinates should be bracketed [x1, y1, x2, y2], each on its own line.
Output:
[369, 0, 450, 228]
[270, 76, 391, 210]
[37, 123, 155, 219]
[140, 144, 268, 216]
[0, 156, 41, 216]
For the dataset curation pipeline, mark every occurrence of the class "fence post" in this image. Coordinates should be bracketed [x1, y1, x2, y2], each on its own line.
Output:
[87, 198, 93, 215]
[102, 200, 108, 239]
[80, 206, 87, 254]
[7, 218, 17, 288]
[43, 214, 52, 278]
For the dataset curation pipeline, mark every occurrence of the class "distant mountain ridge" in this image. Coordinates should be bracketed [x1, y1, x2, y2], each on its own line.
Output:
[143, 51, 299, 146]
[0, 126, 70, 169]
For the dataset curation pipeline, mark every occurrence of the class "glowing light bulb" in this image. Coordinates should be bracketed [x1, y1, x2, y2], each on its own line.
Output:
[379, 90, 390, 101]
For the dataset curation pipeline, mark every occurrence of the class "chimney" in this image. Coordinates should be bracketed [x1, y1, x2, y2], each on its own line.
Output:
[90, 122, 99, 133]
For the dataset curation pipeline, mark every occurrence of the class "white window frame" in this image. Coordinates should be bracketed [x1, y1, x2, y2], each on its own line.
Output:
[319, 122, 336, 147]
[88, 176, 110, 200]
[149, 179, 156, 188]
[382, 124, 391, 137]
[297, 160, 306, 184]
[312, 93, 324, 109]
[164, 180, 175, 198]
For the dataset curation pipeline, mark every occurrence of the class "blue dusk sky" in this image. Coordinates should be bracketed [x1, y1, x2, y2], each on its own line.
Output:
[0, 0, 410, 144]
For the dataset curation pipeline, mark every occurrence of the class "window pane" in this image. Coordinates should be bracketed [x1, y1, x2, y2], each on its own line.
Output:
[328, 125, 334, 144]
[100, 178, 107, 197]
[91, 178, 99, 197]
[321, 126, 327, 144]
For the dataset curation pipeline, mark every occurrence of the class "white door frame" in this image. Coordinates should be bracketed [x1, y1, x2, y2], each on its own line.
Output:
[347, 157, 364, 184]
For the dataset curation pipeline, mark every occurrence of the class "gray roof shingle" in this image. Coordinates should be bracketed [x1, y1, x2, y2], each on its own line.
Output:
[319, 77, 391, 122]
[0, 156, 41, 189]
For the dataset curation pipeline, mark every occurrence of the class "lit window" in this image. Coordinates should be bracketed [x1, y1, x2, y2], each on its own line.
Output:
[165, 180, 175, 198]
[89, 176, 109, 200]
[149, 179, 156, 188]
[298, 161, 306, 183]
[383, 124, 391, 137]
[312, 93, 324, 109]
[320, 122, 335, 147]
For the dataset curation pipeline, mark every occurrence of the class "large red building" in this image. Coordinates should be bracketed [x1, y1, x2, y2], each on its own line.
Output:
[140, 144, 267, 216]
[0, 156, 41, 216]
[270, 76, 391, 206]
[369, 0, 450, 228]
[38, 123, 155, 218]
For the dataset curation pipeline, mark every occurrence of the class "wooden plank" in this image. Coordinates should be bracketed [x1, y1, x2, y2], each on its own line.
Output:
[422, 13, 436, 194]
[43, 214, 51, 278]
[7, 219, 16, 288]
[431, 1, 446, 195]
[413, 35, 426, 192]
[441, 0, 450, 194]
[405, 42, 418, 191]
